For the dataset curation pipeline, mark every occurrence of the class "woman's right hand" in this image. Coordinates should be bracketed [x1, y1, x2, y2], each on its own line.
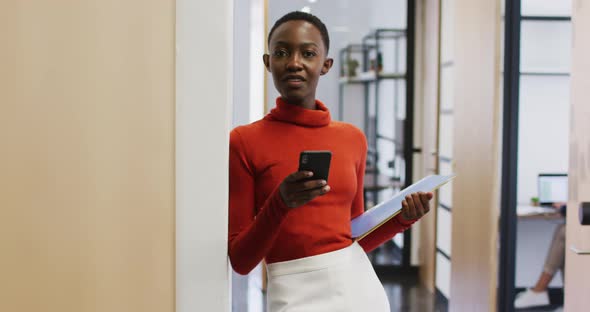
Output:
[279, 171, 331, 208]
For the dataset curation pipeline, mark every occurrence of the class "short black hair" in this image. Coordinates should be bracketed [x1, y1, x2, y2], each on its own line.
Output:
[267, 11, 330, 53]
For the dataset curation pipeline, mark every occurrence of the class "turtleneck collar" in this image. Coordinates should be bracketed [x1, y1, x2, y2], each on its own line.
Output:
[263, 97, 331, 127]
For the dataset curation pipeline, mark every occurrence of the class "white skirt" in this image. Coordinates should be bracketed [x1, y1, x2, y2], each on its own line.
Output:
[266, 241, 390, 312]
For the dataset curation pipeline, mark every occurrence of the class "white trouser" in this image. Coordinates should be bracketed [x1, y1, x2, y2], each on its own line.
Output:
[266, 241, 390, 312]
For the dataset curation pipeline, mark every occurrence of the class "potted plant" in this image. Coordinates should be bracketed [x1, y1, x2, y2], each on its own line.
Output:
[347, 58, 359, 77]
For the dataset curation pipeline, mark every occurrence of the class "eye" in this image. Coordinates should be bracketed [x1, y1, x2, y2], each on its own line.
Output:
[303, 50, 317, 58]
[272, 49, 289, 57]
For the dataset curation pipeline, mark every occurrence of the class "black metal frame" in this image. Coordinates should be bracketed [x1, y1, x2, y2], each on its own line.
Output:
[498, 0, 520, 311]
[436, 247, 451, 261]
[403, 0, 416, 268]
[439, 203, 451, 212]
[521, 15, 571, 21]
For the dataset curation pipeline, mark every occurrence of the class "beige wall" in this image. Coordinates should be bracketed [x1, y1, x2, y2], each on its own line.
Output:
[415, 2, 502, 305]
[0, 1, 175, 311]
[449, 0, 501, 310]
[564, 1, 590, 310]
[416, 0, 441, 292]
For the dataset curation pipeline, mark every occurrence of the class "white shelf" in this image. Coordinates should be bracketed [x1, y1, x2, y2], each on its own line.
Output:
[339, 71, 405, 84]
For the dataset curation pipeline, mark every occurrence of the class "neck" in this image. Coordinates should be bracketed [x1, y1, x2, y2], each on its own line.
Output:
[265, 97, 331, 127]
[282, 95, 316, 110]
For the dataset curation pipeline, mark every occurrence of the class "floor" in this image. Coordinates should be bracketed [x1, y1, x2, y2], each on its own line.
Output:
[517, 306, 563, 312]
[514, 288, 564, 312]
[235, 269, 563, 312]
[380, 274, 448, 312]
[381, 276, 564, 312]
[251, 272, 445, 312]
[368, 240, 403, 266]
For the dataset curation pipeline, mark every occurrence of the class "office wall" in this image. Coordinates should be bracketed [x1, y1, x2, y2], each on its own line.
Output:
[231, 2, 251, 307]
[233, 0, 265, 127]
[564, 1, 590, 310]
[0, 1, 175, 311]
[517, 18, 571, 204]
[449, 0, 501, 310]
[231, 1, 265, 311]
[233, 0, 253, 127]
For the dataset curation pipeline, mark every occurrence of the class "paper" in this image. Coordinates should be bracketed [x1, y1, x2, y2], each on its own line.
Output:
[351, 174, 456, 240]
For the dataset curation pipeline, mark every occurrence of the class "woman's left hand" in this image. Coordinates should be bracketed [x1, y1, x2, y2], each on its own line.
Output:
[401, 192, 434, 221]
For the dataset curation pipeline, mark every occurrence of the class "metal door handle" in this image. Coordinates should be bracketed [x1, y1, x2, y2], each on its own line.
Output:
[570, 245, 590, 255]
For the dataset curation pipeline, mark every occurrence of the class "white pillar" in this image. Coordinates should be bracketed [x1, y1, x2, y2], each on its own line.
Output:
[176, 0, 233, 311]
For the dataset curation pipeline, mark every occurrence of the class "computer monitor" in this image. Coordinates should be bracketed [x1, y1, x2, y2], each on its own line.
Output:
[538, 173, 568, 206]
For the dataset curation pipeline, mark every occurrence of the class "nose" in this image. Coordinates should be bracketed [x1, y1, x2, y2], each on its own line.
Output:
[286, 53, 303, 71]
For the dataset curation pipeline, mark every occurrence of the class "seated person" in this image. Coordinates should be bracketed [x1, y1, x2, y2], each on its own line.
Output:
[515, 202, 566, 309]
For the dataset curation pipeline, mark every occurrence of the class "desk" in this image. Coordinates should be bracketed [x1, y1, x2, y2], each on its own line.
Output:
[517, 204, 561, 220]
[363, 173, 400, 208]
[363, 173, 401, 192]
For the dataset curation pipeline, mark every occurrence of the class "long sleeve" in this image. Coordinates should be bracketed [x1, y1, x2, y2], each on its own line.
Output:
[350, 133, 367, 221]
[228, 129, 291, 275]
[358, 215, 415, 252]
[350, 133, 416, 253]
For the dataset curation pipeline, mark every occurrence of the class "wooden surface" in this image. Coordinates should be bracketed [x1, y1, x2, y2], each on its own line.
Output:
[517, 213, 562, 220]
[449, 0, 501, 310]
[516, 205, 562, 220]
[0, 2, 175, 311]
[564, 1, 590, 310]
[416, 0, 441, 293]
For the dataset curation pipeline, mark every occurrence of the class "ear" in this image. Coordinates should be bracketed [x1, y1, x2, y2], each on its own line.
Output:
[263, 54, 271, 72]
[320, 57, 334, 75]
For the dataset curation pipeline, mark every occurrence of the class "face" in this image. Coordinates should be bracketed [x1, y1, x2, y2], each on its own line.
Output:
[264, 20, 333, 106]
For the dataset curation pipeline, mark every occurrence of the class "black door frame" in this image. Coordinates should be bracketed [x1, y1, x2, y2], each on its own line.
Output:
[498, 0, 520, 311]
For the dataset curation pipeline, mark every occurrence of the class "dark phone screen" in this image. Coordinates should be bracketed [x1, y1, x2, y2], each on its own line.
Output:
[298, 151, 332, 182]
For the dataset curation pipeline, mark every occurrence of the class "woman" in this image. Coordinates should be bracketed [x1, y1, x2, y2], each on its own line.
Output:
[229, 11, 433, 312]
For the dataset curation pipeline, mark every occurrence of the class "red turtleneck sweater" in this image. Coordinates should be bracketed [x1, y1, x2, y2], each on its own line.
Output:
[228, 98, 415, 274]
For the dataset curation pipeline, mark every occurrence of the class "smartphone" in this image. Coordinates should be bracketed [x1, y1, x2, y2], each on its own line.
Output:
[298, 151, 332, 182]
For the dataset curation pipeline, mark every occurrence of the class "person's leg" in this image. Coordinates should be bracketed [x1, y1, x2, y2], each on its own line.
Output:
[533, 223, 566, 292]
[515, 223, 565, 308]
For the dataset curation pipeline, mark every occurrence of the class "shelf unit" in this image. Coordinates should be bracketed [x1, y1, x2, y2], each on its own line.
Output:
[337, 26, 417, 269]
[338, 28, 409, 207]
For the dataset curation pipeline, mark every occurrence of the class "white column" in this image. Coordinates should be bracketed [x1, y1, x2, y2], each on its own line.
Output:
[176, 0, 233, 311]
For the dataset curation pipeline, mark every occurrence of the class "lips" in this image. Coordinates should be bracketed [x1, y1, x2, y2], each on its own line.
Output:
[283, 75, 305, 81]
[283, 75, 306, 88]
